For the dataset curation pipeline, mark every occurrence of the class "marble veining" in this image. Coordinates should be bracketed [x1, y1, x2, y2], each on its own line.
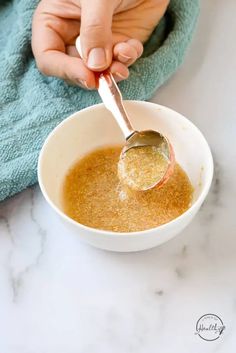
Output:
[0, 188, 47, 302]
[1, 1, 236, 352]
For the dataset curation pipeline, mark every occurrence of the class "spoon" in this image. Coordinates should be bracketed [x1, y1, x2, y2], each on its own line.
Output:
[76, 37, 175, 190]
[98, 72, 175, 190]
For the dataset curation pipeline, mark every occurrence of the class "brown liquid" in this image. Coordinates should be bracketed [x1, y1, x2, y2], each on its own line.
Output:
[118, 145, 169, 190]
[62, 146, 193, 233]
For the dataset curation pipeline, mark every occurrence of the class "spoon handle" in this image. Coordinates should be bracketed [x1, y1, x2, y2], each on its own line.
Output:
[75, 37, 134, 139]
[98, 72, 135, 140]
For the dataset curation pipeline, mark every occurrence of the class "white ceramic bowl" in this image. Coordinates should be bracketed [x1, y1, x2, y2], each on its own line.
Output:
[38, 101, 213, 252]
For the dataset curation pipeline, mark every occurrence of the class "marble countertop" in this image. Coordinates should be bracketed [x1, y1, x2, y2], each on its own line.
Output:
[0, 1, 236, 352]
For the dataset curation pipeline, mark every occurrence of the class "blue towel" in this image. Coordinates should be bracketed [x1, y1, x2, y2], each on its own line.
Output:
[0, 0, 199, 201]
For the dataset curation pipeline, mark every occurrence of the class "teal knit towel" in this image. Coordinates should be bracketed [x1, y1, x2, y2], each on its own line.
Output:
[0, 0, 199, 201]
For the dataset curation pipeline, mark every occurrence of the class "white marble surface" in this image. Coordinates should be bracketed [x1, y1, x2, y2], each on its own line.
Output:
[0, 0, 236, 352]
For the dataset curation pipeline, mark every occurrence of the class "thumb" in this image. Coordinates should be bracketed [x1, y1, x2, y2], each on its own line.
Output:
[80, 0, 115, 71]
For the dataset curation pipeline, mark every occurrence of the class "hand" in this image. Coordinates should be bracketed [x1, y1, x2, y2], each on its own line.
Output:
[32, 0, 169, 89]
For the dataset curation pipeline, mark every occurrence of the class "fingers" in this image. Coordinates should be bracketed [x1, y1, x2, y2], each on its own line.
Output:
[32, 0, 142, 88]
[32, 7, 95, 88]
[36, 50, 96, 88]
[110, 61, 129, 82]
[66, 45, 80, 58]
[109, 38, 143, 82]
[62, 37, 142, 86]
[80, 0, 117, 71]
[113, 39, 143, 67]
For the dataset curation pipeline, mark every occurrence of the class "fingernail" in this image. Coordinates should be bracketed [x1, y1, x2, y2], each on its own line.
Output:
[87, 48, 107, 69]
[114, 72, 127, 79]
[118, 53, 132, 63]
[76, 79, 90, 89]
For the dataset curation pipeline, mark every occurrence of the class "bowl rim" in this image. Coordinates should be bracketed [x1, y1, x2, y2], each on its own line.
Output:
[38, 100, 214, 238]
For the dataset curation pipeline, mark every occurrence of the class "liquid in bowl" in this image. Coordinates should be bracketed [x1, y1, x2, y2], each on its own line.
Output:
[62, 145, 194, 233]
